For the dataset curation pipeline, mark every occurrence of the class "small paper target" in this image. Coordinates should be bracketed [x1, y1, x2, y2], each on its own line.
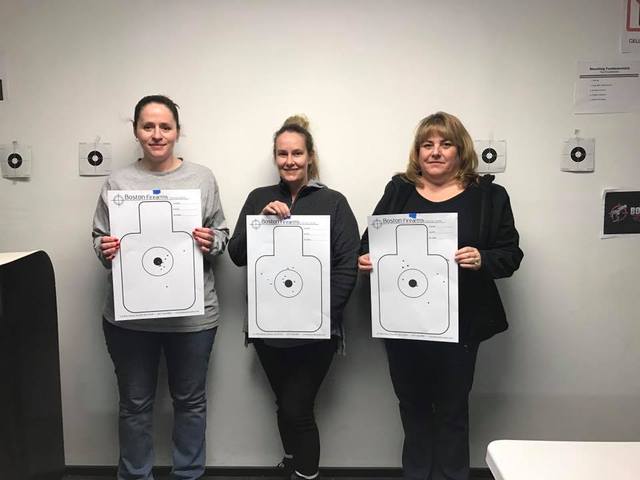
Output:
[561, 138, 594, 172]
[79, 142, 112, 176]
[474, 140, 507, 173]
[1, 145, 32, 179]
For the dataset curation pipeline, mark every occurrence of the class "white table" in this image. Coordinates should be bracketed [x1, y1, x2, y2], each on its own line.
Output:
[486, 440, 640, 480]
[0, 250, 36, 265]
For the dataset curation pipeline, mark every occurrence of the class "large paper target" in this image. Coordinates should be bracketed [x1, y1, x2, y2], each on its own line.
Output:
[254, 226, 323, 333]
[247, 216, 331, 339]
[474, 140, 507, 173]
[561, 138, 595, 172]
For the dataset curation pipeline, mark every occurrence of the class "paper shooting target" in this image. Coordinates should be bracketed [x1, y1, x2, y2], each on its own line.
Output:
[1, 145, 32, 179]
[561, 137, 594, 172]
[474, 140, 507, 173]
[79, 142, 112, 176]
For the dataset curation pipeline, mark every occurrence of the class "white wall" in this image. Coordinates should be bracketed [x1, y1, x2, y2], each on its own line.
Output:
[1, 0, 638, 468]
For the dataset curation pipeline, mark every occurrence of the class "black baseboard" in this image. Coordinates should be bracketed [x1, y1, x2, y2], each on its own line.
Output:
[65, 465, 493, 478]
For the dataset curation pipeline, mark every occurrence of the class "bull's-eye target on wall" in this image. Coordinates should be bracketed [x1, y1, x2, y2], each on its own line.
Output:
[79, 141, 112, 176]
[474, 140, 507, 173]
[561, 137, 595, 172]
[1, 143, 32, 179]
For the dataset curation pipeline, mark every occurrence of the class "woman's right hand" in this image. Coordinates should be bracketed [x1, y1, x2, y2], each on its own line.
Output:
[261, 201, 291, 219]
[100, 236, 120, 261]
[358, 253, 373, 272]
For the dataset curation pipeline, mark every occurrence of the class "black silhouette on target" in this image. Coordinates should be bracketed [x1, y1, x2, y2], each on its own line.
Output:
[481, 148, 497, 164]
[570, 146, 586, 163]
[7, 153, 22, 169]
[87, 150, 104, 166]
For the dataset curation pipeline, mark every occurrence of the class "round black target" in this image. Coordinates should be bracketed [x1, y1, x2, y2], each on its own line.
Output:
[481, 148, 497, 164]
[7, 153, 23, 169]
[87, 150, 104, 166]
[570, 146, 586, 163]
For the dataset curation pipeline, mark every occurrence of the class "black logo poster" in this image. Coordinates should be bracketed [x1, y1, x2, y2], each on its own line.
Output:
[603, 190, 640, 236]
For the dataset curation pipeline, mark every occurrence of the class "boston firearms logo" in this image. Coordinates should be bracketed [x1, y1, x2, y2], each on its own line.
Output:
[602, 190, 640, 236]
[608, 203, 640, 223]
[112, 194, 125, 207]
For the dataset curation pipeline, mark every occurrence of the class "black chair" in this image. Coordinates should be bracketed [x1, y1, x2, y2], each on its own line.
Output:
[0, 251, 65, 480]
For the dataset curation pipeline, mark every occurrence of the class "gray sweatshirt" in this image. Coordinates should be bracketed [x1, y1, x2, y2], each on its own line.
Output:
[92, 159, 229, 332]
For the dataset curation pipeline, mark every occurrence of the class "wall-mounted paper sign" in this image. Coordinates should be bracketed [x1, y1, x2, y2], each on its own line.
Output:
[474, 140, 507, 173]
[561, 137, 595, 172]
[574, 61, 640, 113]
[602, 189, 640, 237]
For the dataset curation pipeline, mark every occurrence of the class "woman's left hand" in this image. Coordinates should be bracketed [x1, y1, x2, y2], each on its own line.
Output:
[193, 227, 215, 253]
[455, 246, 482, 270]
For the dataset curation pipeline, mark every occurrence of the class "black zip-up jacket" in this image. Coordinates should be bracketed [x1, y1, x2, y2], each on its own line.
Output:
[360, 174, 523, 342]
[228, 180, 360, 338]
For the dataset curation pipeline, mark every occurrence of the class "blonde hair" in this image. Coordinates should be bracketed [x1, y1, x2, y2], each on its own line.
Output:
[404, 112, 478, 187]
[273, 114, 320, 180]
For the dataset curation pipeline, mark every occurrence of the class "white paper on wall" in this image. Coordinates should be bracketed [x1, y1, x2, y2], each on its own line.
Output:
[247, 215, 330, 339]
[574, 60, 640, 113]
[108, 189, 204, 321]
[561, 137, 595, 172]
[368, 213, 459, 342]
[79, 141, 112, 176]
[1, 143, 32, 178]
[474, 140, 507, 173]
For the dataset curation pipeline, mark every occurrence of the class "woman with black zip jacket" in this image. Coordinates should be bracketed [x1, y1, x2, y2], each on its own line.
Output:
[228, 115, 360, 480]
[359, 112, 523, 480]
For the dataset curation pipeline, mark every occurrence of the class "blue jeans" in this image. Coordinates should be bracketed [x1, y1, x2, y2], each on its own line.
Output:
[103, 320, 217, 480]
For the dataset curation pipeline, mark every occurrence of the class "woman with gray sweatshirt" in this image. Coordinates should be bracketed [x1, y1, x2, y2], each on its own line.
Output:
[92, 95, 228, 480]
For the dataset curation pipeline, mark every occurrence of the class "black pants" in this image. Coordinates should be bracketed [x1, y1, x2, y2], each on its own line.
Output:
[254, 338, 337, 477]
[385, 339, 479, 480]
